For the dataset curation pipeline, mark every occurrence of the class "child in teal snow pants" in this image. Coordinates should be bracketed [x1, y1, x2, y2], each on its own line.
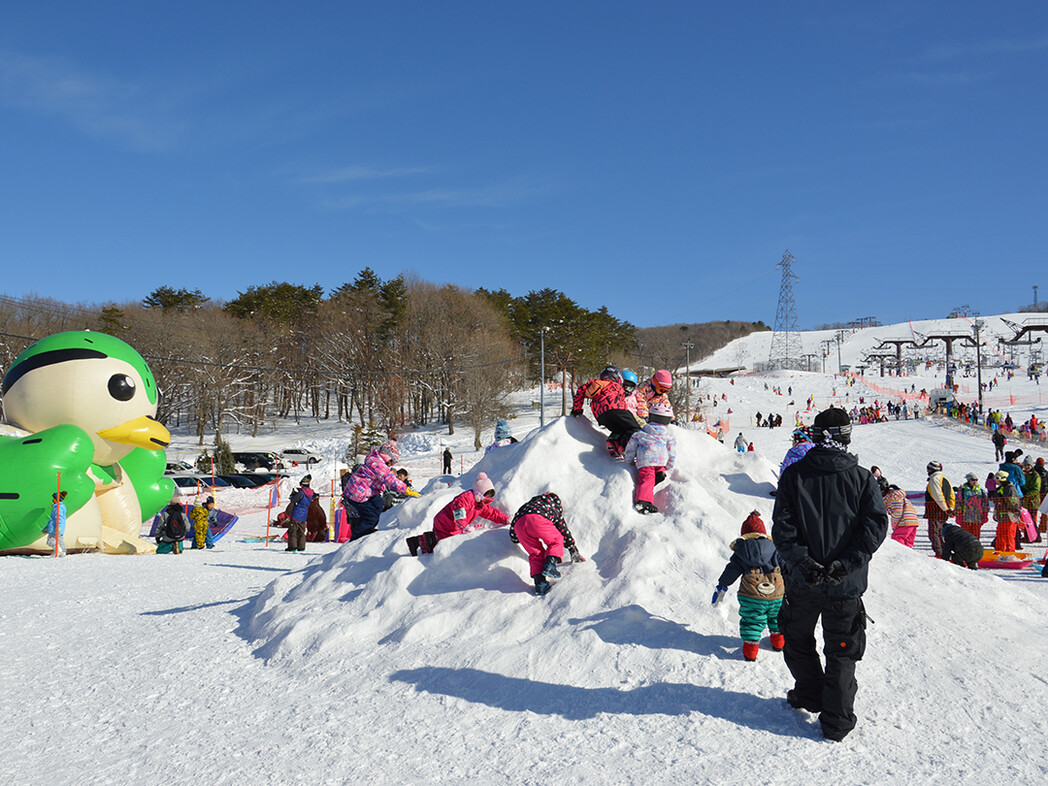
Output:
[712, 511, 785, 662]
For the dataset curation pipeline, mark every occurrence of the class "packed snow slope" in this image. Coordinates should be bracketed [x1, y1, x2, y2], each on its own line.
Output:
[238, 415, 1048, 784]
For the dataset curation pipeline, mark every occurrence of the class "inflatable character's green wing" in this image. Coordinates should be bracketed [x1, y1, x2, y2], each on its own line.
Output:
[0, 425, 95, 551]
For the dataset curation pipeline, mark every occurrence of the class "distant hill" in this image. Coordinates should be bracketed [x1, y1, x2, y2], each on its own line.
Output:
[634, 320, 769, 370]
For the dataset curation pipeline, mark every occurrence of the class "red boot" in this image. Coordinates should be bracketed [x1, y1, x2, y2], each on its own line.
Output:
[770, 633, 785, 651]
[742, 641, 760, 661]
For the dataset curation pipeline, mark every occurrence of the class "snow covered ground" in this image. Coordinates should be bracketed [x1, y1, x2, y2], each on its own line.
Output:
[4, 315, 1048, 785]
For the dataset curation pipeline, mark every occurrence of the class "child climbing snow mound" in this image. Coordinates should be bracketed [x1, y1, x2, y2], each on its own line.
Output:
[624, 399, 676, 514]
[571, 365, 641, 457]
[409, 473, 508, 556]
[510, 492, 584, 595]
[712, 512, 785, 661]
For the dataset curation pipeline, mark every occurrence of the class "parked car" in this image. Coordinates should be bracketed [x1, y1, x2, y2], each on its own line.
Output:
[233, 451, 282, 471]
[280, 448, 322, 465]
[218, 474, 269, 488]
[251, 471, 288, 485]
[168, 474, 230, 491]
[165, 460, 195, 473]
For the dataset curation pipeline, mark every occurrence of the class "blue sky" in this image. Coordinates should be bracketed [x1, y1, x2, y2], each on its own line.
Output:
[1, 2, 1046, 328]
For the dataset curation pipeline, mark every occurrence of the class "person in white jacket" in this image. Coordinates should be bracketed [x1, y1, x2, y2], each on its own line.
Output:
[624, 400, 676, 514]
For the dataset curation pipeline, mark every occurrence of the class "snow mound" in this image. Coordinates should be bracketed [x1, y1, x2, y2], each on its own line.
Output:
[242, 414, 1048, 773]
[244, 416, 781, 665]
[396, 431, 442, 456]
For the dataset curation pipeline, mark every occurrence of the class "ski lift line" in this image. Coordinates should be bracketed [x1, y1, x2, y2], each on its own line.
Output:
[0, 329, 530, 377]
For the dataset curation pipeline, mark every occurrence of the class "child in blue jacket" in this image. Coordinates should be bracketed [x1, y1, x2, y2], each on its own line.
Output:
[43, 491, 68, 557]
[712, 512, 785, 662]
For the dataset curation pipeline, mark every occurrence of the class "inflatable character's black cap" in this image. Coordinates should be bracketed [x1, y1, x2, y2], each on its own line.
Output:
[812, 407, 852, 445]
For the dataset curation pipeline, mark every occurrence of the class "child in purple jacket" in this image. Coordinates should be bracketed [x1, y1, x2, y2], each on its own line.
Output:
[343, 440, 407, 539]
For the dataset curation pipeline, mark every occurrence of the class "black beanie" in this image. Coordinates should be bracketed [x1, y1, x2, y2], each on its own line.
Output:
[812, 407, 852, 444]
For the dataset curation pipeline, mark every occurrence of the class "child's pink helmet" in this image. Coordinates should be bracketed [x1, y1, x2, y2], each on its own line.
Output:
[653, 369, 673, 393]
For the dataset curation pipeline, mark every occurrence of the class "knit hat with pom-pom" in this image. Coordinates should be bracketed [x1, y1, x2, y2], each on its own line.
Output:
[473, 472, 495, 497]
[741, 511, 766, 536]
[378, 440, 399, 463]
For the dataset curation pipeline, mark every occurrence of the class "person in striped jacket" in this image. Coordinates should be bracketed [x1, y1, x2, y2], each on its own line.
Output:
[879, 477, 919, 548]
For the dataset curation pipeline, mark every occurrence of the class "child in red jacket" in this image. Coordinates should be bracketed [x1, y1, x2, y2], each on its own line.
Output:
[432, 472, 509, 541]
[410, 473, 509, 555]
[572, 365, 641, 457]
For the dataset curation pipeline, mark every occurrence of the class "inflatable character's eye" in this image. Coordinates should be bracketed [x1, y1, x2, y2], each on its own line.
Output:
[108, 374, 136, 401]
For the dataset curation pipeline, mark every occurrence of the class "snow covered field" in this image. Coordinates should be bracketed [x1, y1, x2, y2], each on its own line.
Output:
[4, 316, 1048, 785]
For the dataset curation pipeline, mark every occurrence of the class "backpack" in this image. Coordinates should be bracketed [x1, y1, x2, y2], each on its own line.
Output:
[166, 506, 187, 541]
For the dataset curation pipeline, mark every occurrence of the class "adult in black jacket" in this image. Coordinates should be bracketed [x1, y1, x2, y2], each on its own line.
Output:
[991, 429, 1006, 462]
[772, 407, 888, 742]
[940, 521, 983, 569]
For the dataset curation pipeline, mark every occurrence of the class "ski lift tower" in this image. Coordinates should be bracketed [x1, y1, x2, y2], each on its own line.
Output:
[768, 250, 802, 371]
[874, 338, 921, 376]
[863, 351, 898, 378]
[914, 330, 977, 389]
[1001, 317, 1048, 370]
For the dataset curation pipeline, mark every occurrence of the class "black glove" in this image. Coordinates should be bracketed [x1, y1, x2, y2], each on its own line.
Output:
[571, 409, 583, 417]
[824, 560, 847, 586]
[568, 547, 585, 563]
[799, 557, 827, 585]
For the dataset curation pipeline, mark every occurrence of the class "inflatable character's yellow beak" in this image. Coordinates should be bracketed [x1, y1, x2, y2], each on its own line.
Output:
[97, 415, 171, 450]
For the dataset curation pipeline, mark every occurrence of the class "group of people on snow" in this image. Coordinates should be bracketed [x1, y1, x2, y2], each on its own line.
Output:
[871, 442, 1047, 575]
[571, 365, 677, 514]
[154, 495, 217, 554]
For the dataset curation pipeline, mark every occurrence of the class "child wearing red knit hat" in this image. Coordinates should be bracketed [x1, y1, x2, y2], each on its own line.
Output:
[712, 511, 786, 662]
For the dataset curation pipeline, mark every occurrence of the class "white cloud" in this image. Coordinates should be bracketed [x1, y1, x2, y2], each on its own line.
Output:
[0, 49, 187, 150]
[295, 165, 436, 184]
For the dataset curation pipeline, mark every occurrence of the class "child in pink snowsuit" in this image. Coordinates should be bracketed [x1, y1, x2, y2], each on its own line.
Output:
[510, 492, 582, 595]
[432, 472, 508, 541]
[623, 399, 676, 515]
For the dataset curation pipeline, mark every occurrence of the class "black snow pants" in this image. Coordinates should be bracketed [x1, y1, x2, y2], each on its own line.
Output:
[779, 587, 867, 740]
[597, 409, 642, 451]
